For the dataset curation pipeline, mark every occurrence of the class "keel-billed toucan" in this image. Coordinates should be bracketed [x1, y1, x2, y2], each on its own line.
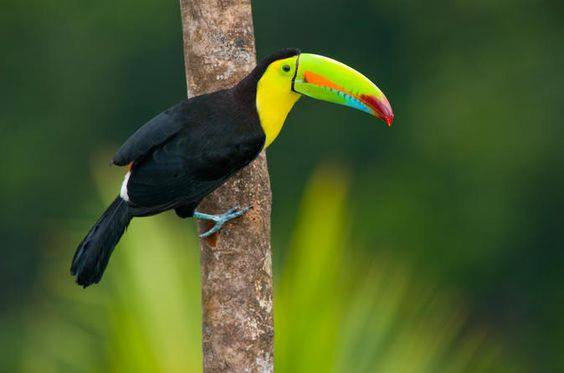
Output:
[71, 49, 394, 287]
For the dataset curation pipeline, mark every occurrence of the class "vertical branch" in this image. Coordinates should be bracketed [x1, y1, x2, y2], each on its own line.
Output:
[179, 0, 274, 372]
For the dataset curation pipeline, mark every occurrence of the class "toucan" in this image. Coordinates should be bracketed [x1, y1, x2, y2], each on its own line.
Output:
[71, 49, 394, 287]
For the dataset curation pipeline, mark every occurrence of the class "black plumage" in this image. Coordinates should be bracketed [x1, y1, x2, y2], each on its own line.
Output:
[71, 197, 131, 286]
[123, 90, 265, 216]
[71, 48, 300, 287]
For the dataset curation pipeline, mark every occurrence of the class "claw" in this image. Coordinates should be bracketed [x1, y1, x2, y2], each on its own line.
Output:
[194, 206, 252, 238]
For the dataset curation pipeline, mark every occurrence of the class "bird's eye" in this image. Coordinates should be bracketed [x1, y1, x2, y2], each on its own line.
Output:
[282, 64, 291, 73]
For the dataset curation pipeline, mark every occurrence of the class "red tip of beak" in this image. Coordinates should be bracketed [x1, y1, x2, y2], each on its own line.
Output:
[360, 94, 394, 127]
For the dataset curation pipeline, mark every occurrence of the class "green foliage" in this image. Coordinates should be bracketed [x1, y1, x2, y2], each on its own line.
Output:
[18, 166, 513, 372]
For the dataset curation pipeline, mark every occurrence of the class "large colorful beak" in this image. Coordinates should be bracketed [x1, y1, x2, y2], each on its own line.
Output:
[292, 53, 394, 126]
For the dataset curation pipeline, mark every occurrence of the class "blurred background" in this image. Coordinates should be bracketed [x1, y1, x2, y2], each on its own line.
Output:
[1, 0, 563, 371]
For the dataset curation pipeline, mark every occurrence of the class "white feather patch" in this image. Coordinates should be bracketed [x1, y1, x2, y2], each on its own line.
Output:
[120, 171, 131, 202]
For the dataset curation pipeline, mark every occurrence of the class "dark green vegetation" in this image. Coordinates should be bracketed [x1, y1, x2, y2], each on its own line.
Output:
[1, 0, 563, 371]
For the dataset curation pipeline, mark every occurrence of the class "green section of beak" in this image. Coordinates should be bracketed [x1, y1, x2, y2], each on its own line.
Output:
[292, 53, 394, 126]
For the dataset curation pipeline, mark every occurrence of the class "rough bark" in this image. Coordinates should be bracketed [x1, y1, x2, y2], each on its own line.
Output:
[179, 1, 274, 372]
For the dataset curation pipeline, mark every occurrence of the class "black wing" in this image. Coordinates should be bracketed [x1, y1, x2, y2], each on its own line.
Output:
[112, 100, 190, 166]
[125, 91, 265, 212]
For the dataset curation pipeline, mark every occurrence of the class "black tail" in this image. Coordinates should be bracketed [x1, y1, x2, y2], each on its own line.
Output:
[71, 196, 132, 287]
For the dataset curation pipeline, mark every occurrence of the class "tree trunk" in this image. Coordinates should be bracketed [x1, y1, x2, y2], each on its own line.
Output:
[179, 1, 274, 372]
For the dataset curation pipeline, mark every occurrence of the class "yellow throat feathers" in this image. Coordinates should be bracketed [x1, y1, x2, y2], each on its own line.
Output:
[256, 59, 301, 148]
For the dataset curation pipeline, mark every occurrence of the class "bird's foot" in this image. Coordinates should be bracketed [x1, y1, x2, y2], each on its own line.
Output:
[194, 206, 252, 238]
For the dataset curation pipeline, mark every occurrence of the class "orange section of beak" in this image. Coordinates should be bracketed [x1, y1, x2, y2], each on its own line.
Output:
[304, 71, 349, 93]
